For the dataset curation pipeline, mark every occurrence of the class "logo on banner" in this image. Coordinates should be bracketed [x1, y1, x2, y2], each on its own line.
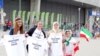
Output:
[32, 43, 41, 50]
[35, 33, 43, 39]
[8, 38, 19, 46]
[51, 38, 60, 43]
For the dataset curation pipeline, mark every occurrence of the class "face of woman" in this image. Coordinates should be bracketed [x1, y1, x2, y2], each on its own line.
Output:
[54, 23, 59, 30]
[37, 22, 43, 29]
[16, 20, 23, 27]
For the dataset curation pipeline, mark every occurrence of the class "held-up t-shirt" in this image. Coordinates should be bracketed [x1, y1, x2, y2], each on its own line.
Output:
[64, 37, 78, 55]
[27, 29, 48, 56]
[3, 34, 26, 56]
[48, 33, 63, 56]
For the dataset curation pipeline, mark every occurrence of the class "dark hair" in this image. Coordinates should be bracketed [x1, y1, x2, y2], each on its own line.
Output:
[65, 30, 71, 34]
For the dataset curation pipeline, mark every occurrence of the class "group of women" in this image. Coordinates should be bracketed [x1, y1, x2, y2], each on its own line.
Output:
[7, 17, 78, 56]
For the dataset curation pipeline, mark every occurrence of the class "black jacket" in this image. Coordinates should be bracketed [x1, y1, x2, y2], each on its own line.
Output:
[27, 26, 46, 38]
[9, 28, 14, 35]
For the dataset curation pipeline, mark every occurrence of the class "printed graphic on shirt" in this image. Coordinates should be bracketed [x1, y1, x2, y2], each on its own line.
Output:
[32, 43, 42, 50]
[51, 38, 60, 43]
[34, 32, 43, 39]
[8, 38, 19, 46]
[27, 37, 48, 56]
[3, 34, 26, 56]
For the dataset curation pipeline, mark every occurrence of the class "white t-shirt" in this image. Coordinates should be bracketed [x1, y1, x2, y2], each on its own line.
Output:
[0, 38, 4, 46]
[27, 29, 48, 56]
[3, 34, 26, 56]
[48, 33, 63, 56]
[32, 29, 44, 39]
[65, 37, 78, 55]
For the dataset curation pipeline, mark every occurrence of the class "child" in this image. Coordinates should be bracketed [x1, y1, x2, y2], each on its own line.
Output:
[64, 30, 79, 56]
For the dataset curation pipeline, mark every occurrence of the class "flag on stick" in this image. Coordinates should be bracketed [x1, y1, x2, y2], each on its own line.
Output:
[80, 27, 93, 41]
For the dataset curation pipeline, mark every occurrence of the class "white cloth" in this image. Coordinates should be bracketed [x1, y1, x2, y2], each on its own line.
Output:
[48, 33, 63, 56]
[3, 34, 26, 56]
[65, 37, 78, 55]
[27, 37, 49, 56]
[32, 28, 44, 39]
[0, 38, 4, 46]
[27, 29, 48, 56]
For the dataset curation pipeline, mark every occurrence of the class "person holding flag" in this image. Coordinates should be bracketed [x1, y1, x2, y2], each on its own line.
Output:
[48, 22, 64, 56]
[26, 21, 49, 56]
[64, 30, 79, 56]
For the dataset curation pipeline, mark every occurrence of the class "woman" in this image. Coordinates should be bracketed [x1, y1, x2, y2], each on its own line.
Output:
[4, 17, 26, 56]
[26, 21, 46, 38]
[9, 17, 24, 35]
[48, 22, 64, 56]
[26, 21, 48, 56]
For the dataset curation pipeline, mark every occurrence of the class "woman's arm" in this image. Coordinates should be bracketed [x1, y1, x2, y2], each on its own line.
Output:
[27, 26, 37, 36]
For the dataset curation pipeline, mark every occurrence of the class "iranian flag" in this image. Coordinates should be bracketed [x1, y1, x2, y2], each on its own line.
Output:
[80, 27, 93, 41]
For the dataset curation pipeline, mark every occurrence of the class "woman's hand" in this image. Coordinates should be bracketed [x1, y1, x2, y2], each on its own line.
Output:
[25, 33, 29, 38]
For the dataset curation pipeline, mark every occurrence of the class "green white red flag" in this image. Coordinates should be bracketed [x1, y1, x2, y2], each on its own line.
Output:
[80, 27, 93, 41]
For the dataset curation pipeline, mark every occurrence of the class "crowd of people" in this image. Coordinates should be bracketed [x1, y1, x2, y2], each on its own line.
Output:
[3, 19, 12, 31]
[92, 18, 100, 38]
[0, 17, 79, 56]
